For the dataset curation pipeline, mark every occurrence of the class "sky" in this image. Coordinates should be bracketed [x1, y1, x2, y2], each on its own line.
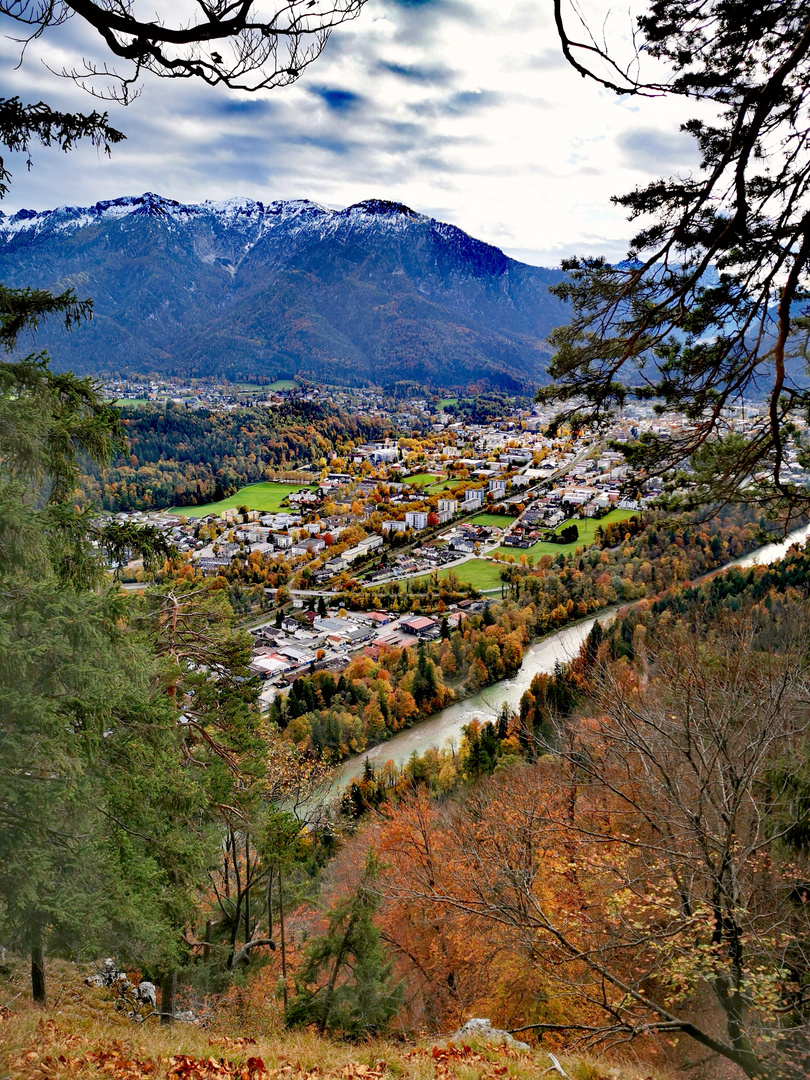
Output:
[0, 0, 706, 266]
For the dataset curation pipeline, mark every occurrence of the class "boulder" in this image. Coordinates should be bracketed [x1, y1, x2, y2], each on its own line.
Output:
[447, 1018, 530, 1051]
[136, 981, 157, 1009]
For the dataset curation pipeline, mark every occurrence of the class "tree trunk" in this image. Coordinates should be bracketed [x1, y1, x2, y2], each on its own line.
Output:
[244, 834, 251, 942]
[160, 971, 177, 1025]
[279, 868, 288, 1008]
[267, 866, 273, 942]
[31, 943, 46, 1005]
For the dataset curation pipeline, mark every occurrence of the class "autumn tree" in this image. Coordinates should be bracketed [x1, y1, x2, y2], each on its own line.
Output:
[381, 600, 810, 1077]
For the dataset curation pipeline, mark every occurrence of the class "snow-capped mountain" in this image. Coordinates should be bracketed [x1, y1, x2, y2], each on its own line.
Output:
[0, 192, 567, 388]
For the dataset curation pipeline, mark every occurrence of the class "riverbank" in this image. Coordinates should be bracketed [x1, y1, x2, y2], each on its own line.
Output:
[330, 520, 810, 792]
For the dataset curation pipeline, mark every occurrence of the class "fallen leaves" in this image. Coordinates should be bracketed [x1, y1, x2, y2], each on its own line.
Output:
[405, 1043, 519, 1080]
[7, 1040, 390, 1080]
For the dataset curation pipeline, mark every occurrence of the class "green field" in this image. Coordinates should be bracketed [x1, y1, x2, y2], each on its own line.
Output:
[170, 481, 316, 517]
[267, 379, 296, 391]
[494, 508, 637, 558]
[416, 558, 506, 592]
[470, 513, 517, 528]
[423, 479, 457, 493]
[405, 473, 440, 487]
[116, 398, 150, 407]
[438, 397, 458, 410]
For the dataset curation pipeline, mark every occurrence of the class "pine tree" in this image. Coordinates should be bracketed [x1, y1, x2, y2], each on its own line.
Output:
[286, 855, 403, 1037]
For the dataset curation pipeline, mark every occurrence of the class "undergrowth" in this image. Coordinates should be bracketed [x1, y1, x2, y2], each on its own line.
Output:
[0, 961, 671, 1080]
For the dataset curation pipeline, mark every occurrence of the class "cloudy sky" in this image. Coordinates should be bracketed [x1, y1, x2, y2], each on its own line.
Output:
[0, 0, 705, 265]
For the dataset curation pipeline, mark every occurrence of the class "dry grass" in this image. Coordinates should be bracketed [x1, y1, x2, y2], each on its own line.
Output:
[0, 962, 672, 1080]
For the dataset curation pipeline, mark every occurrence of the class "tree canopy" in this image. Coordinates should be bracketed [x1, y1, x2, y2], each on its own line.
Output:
[1, 0, 369, 101]
[544, 0, 810, 518]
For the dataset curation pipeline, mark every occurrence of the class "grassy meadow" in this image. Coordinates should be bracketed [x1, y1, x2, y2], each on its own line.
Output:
[469, 513, 517, 528]
[494, 508, 637, 559]
[417, 558, 506, 592]
[0, 960, 671, 1080]
[171, 481, 316, 517]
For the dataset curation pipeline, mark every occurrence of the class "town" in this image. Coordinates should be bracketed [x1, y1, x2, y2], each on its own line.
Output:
[101, 380, 809, 708]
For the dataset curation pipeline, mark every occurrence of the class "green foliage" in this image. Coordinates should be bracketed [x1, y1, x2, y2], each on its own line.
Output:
[286, 856, 403, 1037]
[546, 0, 810, 517]
[0, 97, 124, 200]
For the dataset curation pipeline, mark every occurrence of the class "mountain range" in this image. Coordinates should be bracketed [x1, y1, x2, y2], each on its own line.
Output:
[0, 193, 567, 390]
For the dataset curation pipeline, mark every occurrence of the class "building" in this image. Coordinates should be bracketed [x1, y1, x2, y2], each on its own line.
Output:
[343, 535, 384, 561]
[399, 615, 439, 639]
[437, 498, 458, 514]
[405, 510, 429, 530]
[382, 519, 408, 534]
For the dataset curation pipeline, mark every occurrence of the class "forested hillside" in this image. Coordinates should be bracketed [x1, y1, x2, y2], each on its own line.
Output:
[81, 401, 400, 510]
[334, 545, 810, 1077]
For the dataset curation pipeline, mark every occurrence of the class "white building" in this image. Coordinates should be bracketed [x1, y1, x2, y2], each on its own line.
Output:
[405, 511, 429, 531]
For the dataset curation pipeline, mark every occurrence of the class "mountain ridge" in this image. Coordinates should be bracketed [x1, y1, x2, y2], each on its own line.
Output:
[0, 192, 567, 389]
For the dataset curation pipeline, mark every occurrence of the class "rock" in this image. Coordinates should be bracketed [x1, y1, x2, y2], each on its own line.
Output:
[447, 1018, 530, 1051]
[84, 974, 104, 988]
[137, 981, 157, 1009]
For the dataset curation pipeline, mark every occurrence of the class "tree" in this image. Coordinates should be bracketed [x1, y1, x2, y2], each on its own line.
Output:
[0, 96, 124, 200]
[544, 0, 810, 518]
[286, 855, 403, 1037]
[389, 603, 810, 1077]
[2, 0, 369, 102]
[0, 315, 184, 1002]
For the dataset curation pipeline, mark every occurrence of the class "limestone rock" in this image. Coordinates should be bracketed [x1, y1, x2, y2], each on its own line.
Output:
[447, 1018, 530, 1051]
[136, 981, 157, 1009]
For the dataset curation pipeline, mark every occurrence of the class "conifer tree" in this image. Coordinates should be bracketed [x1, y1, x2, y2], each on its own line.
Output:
[286, 855, 403, 1037]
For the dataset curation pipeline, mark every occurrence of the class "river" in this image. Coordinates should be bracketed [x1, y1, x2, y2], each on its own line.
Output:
[331, 521, 810, 792]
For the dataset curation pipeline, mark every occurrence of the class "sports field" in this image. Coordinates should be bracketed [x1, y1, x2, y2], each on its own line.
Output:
[494, 508, 637, 558]
[469, 513, 517, 528]
[405, 473, 439, 486]
[171, 481, 316, 517]
[416, 558, 506, 592]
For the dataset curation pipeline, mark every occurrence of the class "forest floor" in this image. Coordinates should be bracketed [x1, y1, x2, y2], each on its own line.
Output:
[0, 963, 672, 1080]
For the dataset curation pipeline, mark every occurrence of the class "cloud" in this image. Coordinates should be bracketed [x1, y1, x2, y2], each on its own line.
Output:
[285, 132, 358, 156]
[308, 86, 364, 111]
[409, 89, 500, 117]
[378, 61, 455, 83]
[616, 127, 701, 172]
[216, 99, 276, 117]
[0, 0, 702, 269]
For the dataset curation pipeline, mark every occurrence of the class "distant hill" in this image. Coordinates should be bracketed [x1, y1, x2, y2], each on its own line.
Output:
[0, 193, 567, 391]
